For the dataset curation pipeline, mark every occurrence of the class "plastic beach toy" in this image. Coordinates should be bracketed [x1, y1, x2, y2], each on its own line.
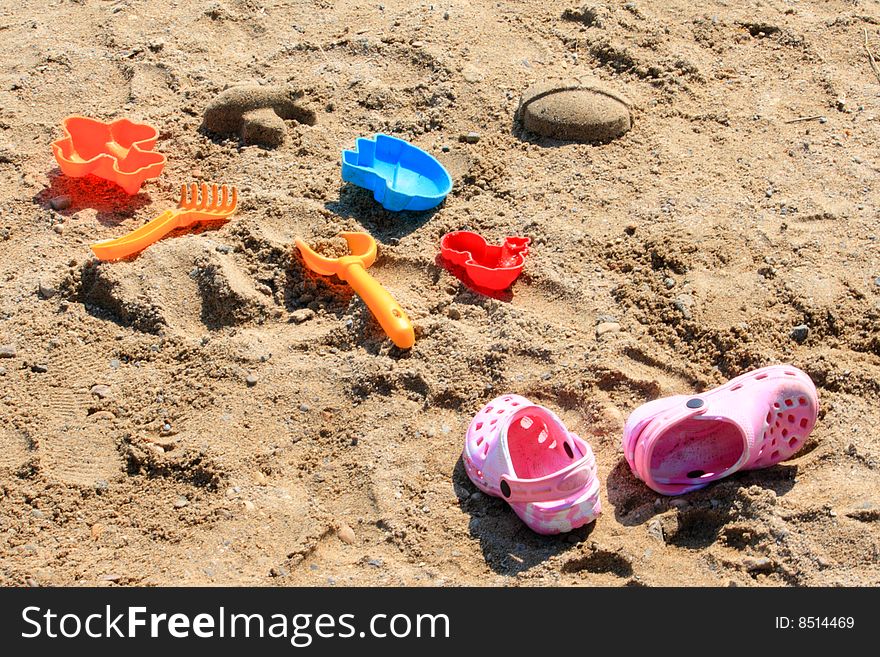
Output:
[341, 134, 452, 212]
[463, 394, 601, 534]
[440, 231, 530, 291]
[295, 232, 415, 349]
[90, 183, 238, 261]
[52, 116, 166, 194]
[622, 365, 819, 496]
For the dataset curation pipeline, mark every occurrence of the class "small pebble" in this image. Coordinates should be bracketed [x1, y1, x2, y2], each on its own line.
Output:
[90, 384, 111, 399]
[49, 195, 71, 211]
[367, 558, 383, 567]
[38, 280, 57, 299]
[790, 324, 809, 343]
[595, 322, 621, 338]
[53, 224, 64, 235]
[30, 508, 45, 519]
[337, 524, 357, 544]
[269, 565, 289, 578]
[0, 344, 16, 358]
[646, 519, 664, 542]
[31, 363, 48, 373]
[460, 132, 481, 144]
[299, 403, 310, 412]
[0, 366, 6, 376]
[216, 244, 231, 254]
[254, 470, 267, 485]
[447, 306, 461, 320]
[874, 276, 880, 288]
[291, 308, 315, 324]
[743, 556, 773, 572]
[664, 277, 675, 289]
[246, 373, 258, 387]
[109, 358, 121, 369]
[173, 496, 189, 508]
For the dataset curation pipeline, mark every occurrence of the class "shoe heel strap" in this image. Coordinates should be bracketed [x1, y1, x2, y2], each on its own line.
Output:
[498, 443, 596, 504]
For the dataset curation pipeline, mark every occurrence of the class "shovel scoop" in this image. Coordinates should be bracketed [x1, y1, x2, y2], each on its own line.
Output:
[295, 232, 415, 349]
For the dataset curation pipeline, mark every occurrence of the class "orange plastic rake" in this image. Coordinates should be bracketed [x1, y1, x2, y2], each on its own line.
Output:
[90, 183, 238, 261]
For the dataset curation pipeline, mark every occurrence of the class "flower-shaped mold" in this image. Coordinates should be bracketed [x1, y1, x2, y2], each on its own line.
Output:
[440, 231, 530, 291]
[51, 116, 166, 194]
[341, 134, 451, 212]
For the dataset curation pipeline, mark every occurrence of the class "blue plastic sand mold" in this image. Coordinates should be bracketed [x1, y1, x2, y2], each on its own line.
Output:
[341, 134, 452, 212]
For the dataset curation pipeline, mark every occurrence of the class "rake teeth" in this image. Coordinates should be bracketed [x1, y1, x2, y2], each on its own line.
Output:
[177, 182, 237, 214]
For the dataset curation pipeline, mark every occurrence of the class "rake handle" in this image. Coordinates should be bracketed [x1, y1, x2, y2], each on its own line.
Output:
[90, 210, 181, 261]
[340, 263, 415, 349]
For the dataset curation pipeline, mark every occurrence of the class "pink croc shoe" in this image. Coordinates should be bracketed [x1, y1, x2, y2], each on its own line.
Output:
[462, 395, 601, 535]
[622, 365, 819, 496]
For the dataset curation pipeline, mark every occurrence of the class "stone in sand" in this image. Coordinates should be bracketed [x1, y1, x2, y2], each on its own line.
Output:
[517, 77, 632, 143]
[202, 84, 317, 147]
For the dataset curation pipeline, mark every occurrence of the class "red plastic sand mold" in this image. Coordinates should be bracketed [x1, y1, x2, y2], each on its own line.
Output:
[52, 116, 166, 195]
[440, 231, 530, 291]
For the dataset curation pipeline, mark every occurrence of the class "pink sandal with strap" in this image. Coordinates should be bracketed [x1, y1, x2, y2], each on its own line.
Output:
[622, 364, 819, 495]
[462, 395, 601, 535]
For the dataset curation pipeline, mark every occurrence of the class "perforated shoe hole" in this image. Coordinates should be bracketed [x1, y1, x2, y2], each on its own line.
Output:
[755, 373, 768, 380]
[475, 422, 483, 431]
[788, 414, 795, 423]
[771, 450, 780, 460]
[785, 399, 794, 407]
[548, 439, 557, 449]
[782, 428, 789, 438]
[564, 442, 574, 458]
[537, 429, 548, 444]
[799, 418, 808, 428]
[500, 480, 512, 498]
[798, 397, 807, 406]
[732, 384, 743, 391]
[687, 469, 706, 478]
[519, 416, 533, 429]
[788, 437, 799, 448]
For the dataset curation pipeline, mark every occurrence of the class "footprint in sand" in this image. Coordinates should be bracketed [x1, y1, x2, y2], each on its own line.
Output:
[24, 348, 124, 487]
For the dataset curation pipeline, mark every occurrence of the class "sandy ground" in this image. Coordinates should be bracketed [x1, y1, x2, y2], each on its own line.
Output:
[1, 0, 879, 587]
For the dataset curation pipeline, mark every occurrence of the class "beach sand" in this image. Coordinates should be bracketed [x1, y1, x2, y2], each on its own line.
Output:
[1, 0, 879, 586]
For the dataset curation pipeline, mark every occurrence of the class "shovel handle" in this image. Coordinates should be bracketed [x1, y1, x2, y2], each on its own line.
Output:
[341, 263, 415, 349]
